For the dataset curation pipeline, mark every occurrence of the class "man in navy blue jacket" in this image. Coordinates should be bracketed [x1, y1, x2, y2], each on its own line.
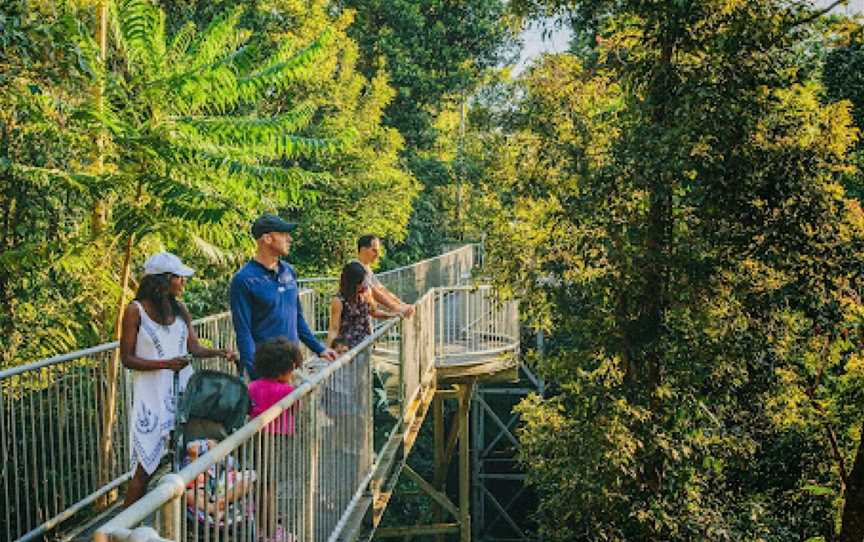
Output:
[230, 214, 336, 379]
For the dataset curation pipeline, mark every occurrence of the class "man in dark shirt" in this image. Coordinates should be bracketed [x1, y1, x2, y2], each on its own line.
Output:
[230, 214, 336, 379]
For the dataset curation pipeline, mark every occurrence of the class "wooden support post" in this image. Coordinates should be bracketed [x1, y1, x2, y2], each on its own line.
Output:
[458, 383, 473, 542]
[374, 523, 461, 538]
[433, 394, 446, 542]
[443, 411, 460, 476]
[403, 465, 459, 520]
[472, 389, 483, 541]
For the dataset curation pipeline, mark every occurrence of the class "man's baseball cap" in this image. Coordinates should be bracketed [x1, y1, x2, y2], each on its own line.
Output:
[252, 214, 297, 238]
[143, 252, 195, 277]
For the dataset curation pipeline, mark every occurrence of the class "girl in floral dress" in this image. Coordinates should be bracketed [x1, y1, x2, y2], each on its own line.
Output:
[327, 261, 394, 348]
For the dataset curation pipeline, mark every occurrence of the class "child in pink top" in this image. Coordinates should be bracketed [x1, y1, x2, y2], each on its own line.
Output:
[248, 337, 302, 433]
[248, 337, 303, 541]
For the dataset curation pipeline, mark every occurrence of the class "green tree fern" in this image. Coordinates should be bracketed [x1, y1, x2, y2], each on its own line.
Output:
[80, 0, 339, 256]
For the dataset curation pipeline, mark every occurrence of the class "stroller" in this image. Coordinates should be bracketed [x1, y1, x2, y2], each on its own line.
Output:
[172, 369, 256, 538]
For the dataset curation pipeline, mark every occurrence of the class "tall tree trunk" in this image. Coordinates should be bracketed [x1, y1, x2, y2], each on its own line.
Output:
[636, 26, 676, 497]
[96, 232, 135, 508]
[839, 422, 864, 542]
[91, 0, 108, 235]
[94, 0, 115, 509]
[0, 120, 11, 305]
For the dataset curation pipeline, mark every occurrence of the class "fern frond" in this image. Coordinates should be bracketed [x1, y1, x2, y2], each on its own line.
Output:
[74, 95, 126, 135]
[112, 202, 159, 237]
[114, 0, 165, 76]
[3, 162, 98, 194]
[173, 102, 318, 147]
[73, 34, 108, 85]
[164, 25, 329, 114]
[237, 31, 332, 103]
[169, 138, 261, 166]
[226, 163, 330, 186]
[270, 134, 339, 159]
[225, 163, 327, 204]
[169, 62, 242, 115]
[157, 199, 232, 225]
[179, 230, 233, 263]
[178, 6, 248, 77]
[152, 8, 167, 72]
[174, 128, 338, 161]
[167, 21, 197, 63]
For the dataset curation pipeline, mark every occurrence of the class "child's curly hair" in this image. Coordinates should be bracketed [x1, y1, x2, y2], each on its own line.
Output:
[253, 337, 303, 379]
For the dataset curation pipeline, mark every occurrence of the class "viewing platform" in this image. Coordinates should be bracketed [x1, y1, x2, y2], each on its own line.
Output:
[0, 245, 532, 542]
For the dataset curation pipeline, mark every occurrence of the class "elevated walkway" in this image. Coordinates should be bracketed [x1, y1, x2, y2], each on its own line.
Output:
[0, 245, 522, 542]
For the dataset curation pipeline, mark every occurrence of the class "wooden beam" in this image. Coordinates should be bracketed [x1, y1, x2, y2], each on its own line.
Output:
[483, 485, 528, 536]
[478, 387, 536, 395]
[482, 408, 521, 458]
[443, 410, 460, 476]
[479, 473, 527, 481]
[438, 357, 519, 384]
[435, 388, 459, 399]
[403, 385, 435, 459]
[458, 383, 473, 542]
[402, 465, 459, 520]
[520, 364, 544, 393]
[478, 396, 520, 449]
[433, 395, 446, 542]
[374, 523, 460, 538]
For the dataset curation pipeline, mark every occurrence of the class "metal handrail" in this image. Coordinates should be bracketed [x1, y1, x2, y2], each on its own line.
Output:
[0, 310, 231, 379]
[94, 318, 400, 542]
[92, 283, 520, 542]
[1, 244, 482, 542]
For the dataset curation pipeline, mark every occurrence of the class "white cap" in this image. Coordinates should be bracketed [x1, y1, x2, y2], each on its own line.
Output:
[143, 252, 194, 277]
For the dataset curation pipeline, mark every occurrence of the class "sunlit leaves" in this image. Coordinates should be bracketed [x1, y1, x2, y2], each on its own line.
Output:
[479, 1, 864, 540]
[78, 0, 340, 243]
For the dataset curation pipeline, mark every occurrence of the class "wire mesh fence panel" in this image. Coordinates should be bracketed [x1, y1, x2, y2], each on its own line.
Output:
[376, 245, 475, 304]
[435, 286, 520, 365]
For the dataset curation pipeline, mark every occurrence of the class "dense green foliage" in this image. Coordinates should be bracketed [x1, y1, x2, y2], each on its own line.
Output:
[1, 1, 110, 362]
[7, 0, 864, 539]
[824, 22, 864, 201]
[0, 0, 338, 366]
[470, 1, 864, 540]
[156, 0, 422, 273]
[336, 0, 518, 264]
[0, 0, 422, 365]
[341, 0, 517, 149]
[825, 25, 864, 130]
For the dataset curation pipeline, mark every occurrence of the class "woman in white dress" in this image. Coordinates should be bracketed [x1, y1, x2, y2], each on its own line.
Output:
[120, 252, 237, 507]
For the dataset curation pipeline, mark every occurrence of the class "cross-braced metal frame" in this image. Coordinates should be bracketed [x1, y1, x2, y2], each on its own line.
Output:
[471, 364, 544, 542]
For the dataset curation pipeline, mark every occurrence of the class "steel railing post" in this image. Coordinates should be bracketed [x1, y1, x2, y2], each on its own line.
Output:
[157, 494, 180, 541]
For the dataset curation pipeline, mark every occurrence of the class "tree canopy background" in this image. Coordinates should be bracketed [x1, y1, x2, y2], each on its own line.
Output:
[467, 1, 864, 540]
[4, 0, 864, 539]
